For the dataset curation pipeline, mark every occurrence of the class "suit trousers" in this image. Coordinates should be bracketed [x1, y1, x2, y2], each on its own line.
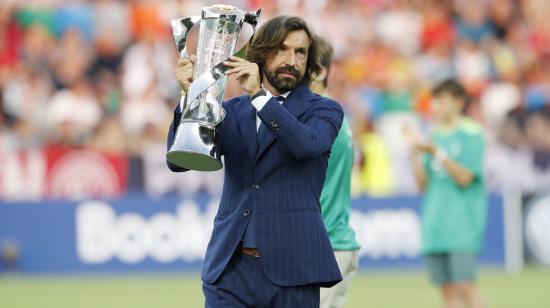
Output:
[203, 250, 320, 308]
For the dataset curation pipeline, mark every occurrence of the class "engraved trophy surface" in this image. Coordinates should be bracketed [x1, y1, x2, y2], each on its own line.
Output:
[167, 5, 261, 171]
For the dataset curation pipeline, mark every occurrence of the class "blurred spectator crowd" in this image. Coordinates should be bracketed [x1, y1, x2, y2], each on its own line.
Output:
[0, 0, 549, 200]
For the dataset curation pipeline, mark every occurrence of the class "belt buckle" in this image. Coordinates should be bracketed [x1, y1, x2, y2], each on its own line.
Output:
[240, 246, 260, 258]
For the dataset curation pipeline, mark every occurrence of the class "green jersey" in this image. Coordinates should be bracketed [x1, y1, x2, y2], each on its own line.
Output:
[320, 117, 360, 251]
[421, 118, 487, 254]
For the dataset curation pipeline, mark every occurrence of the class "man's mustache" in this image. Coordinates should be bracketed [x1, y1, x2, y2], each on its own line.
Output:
[275, 66, 300, 78]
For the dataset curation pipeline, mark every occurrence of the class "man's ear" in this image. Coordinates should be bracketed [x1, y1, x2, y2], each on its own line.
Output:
[312, 67, 328, 82]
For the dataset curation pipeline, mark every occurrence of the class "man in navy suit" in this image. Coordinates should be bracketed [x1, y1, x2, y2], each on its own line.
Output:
[169, 16, 343, 307]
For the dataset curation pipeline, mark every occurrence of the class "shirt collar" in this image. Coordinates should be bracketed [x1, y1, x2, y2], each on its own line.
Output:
[265, 87, 291, 100]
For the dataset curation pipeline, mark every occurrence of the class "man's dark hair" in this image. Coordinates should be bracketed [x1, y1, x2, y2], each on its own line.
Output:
[314, 35, 334, 88]
[433, 79, 470, 113]
[246, 16, 321, 85]
[432, 79, 468, 101]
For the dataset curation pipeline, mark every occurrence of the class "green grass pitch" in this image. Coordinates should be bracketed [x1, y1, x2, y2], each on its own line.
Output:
[1, 268, 549, 308]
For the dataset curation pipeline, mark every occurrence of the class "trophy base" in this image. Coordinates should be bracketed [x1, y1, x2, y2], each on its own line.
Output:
[166, 150, 222, 171]
[166, 121, 223, 171]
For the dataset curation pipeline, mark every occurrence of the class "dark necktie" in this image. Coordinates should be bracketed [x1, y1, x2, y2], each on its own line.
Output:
[275, 95, 286, 102]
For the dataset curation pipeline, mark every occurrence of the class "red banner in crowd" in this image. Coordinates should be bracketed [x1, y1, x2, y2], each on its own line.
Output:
[43, 145, 128, 199]
[0, 146, 128, 200]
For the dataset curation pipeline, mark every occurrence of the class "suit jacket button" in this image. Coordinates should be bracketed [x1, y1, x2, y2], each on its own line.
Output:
[243, 210, 251, 217]
[252, 184, 260, 189]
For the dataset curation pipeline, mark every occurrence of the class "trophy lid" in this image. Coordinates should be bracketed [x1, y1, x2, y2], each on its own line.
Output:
[202, 4, 247, 23]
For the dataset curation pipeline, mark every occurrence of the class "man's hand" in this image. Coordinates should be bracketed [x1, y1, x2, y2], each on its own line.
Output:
[224, 56, 261, 96]
[402, 124, 435, 155]
[413, 142, 436, 155]
[176, 55, 196, 95]
[402, 124, 431, 190]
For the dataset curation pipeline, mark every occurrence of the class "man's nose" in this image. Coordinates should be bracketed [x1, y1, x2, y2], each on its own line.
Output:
[283, 51, 297, 66]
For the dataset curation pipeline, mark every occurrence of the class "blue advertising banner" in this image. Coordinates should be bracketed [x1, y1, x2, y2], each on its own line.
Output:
[0, 194, 504, 273]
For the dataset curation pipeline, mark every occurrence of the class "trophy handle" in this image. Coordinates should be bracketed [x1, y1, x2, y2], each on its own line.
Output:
[171, 15, 201, 59]
[244, 9, 262, 28]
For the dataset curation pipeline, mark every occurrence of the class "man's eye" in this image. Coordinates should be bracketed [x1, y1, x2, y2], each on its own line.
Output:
[296, 50, 307, 60]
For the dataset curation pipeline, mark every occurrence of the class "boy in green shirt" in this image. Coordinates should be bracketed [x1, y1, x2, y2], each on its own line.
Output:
[407, 79, 487, 308]
[311, 36, 360, 308]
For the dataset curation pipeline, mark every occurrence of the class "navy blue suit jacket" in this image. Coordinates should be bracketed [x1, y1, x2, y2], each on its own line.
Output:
[167, 84, 343, 287]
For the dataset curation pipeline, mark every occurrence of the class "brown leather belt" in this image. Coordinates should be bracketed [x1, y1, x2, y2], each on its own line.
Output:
[239, 246, 260, 258]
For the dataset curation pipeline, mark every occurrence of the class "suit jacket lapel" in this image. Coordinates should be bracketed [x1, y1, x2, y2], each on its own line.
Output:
[233, 98, 258, 159]
[256, 84, 314, 160]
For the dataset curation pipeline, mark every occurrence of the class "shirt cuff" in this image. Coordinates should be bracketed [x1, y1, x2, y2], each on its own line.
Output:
[251, 92, 272, 111]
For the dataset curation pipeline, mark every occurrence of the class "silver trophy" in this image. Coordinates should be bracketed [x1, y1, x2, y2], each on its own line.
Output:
[167, 5, 261, 171]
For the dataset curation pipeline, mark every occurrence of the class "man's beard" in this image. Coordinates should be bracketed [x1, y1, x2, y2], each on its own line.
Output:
[265, 65, 304, 93]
